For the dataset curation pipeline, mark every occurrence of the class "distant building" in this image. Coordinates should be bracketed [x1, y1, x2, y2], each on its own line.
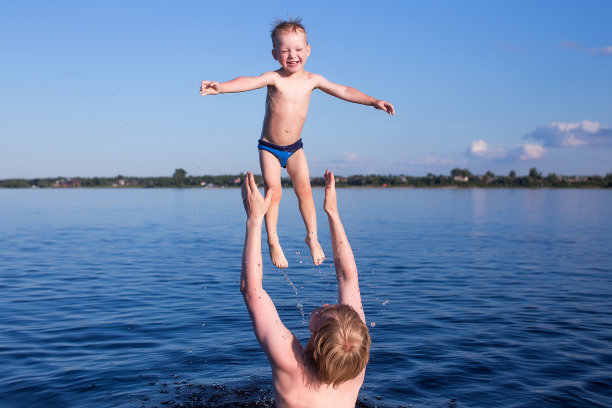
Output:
[53, 178, 81, 188]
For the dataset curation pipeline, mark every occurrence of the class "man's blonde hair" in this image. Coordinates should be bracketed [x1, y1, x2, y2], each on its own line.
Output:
[270, 17, 307, 47]
[305, 304, 371, 387]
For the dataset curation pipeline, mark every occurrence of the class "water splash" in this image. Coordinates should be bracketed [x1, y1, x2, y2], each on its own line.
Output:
[279, 268, 306, 324]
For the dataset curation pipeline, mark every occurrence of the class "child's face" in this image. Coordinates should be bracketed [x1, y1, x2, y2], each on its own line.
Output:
[272, 30, 310, 74]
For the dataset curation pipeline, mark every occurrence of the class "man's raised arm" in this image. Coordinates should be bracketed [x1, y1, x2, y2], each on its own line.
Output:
[323, 170, 366, 323]
[240, 172, 297, 369]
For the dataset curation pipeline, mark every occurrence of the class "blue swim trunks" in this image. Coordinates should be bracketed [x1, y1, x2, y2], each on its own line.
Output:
[257, 138, 303, 168]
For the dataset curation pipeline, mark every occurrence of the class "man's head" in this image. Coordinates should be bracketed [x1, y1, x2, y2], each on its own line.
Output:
[305, 304, 371, 387]
[270, 18, 310, 74]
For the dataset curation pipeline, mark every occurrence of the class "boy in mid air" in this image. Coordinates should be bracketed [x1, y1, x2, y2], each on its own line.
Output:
[241, 170, 370, 408]
[201, 18, 394, 268]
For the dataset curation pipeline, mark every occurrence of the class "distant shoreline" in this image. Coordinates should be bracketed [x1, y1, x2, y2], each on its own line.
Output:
[1, 168, 611, 189]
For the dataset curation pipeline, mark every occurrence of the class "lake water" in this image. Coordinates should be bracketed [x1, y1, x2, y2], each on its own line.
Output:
[1, 188, 611, 408]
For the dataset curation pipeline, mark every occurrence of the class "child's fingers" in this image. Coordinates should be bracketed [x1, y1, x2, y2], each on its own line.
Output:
[200, 81, 218, 94]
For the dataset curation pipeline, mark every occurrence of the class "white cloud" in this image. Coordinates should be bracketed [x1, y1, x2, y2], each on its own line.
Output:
[467, 140, 546, 161]
[561, 41, 581, 50]
[342, 152, 360, 162]
[518, 144, 546, 160]
[561, 41, 612, 57]
[470, 140, 487, 155]
[525, 120, 612, 147]
[469, 140, 506, 159]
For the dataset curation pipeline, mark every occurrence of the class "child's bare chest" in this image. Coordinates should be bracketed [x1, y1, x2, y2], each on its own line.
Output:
[268, 80, 314, 105]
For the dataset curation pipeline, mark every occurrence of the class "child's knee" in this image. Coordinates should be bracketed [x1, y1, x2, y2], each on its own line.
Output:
[293, 182, 312, 199]
[267, 184, 283, 201]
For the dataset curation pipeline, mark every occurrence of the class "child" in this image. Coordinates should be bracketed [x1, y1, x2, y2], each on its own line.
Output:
[241, 169, 370, 407]
[201, 18, 394, 268]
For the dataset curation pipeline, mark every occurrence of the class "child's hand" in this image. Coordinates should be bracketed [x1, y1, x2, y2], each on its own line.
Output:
[374, 100, 395, 116]
[241, 172, 271, 220]
[200, 80, 220, 96]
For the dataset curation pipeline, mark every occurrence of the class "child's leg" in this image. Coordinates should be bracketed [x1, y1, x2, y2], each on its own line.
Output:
[286, 149, 325, 266]
[259, 150, 289, 268]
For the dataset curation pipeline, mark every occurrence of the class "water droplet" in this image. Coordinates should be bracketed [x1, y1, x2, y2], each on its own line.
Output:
[201, 323, 206, 327]
[382, 298, 389, 306]
[370, 322, 376, 327]
[280, 269, 306, 324]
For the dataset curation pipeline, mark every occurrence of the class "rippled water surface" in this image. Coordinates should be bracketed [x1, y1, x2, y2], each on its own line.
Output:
[1, 188, 611, 407]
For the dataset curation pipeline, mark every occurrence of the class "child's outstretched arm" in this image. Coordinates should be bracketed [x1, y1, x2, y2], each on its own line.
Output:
[315, 75, 395, 116]
[200, 72, 275, 96]
[323, 170, 366, 323]
[240, 172, 300, 371]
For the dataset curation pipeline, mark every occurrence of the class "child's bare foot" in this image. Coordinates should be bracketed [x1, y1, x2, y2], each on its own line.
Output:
[268, 241, 289, 269]
[305, 234, 325, 266]
[323, 170, 338, 216]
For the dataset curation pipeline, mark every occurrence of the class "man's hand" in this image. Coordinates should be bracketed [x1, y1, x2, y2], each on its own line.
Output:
[373, 99, 395, 115]
[323, 169, 338, 217]
[200, 80, 220, 96]
[242, 172, 271, 220]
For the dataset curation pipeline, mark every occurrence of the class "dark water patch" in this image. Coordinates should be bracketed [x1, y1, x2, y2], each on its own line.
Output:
[152, 381, 275, 408]
[152, 380, 419, 408]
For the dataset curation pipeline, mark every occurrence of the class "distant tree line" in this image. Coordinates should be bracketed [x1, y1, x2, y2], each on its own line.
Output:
[1, 168, 611, 189]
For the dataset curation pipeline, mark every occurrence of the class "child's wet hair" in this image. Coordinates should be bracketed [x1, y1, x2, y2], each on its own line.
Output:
[271, 17, 307, 46]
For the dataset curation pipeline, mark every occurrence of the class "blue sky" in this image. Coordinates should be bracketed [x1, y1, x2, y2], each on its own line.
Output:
[1, 0, 611, 178]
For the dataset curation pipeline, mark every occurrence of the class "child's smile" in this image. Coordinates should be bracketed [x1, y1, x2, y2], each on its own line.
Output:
[272, 30, 310, 74]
